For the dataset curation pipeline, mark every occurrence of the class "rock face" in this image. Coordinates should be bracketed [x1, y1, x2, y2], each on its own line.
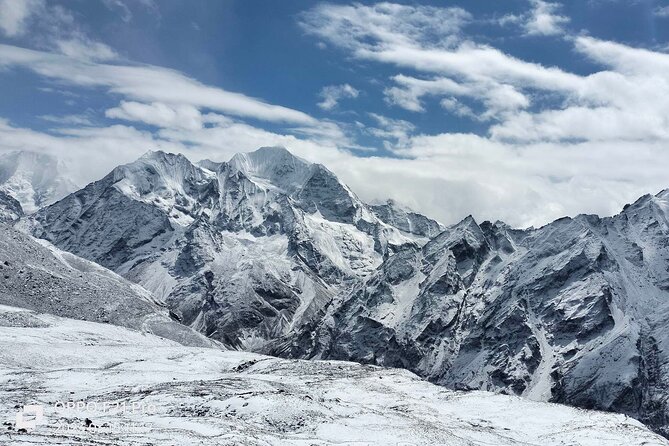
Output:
[370, 199, 443, 238]
[23, 147, 669, 437]
[31, 147, 423, 350]
[0, 190, 22, 223]
[0, 150, 77, 213]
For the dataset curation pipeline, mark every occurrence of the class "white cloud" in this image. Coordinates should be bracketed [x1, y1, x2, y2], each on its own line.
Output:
[367, 113, 414, 150]
[317, 84, 360, 110]
[524, 0, 569, 36]
[300, 3, 471, 52]
[384, 75, 468, 112]
[0, 0, 43, 37]
[56, 39, 118, 62]
[0, 0, 120, 63]
[295, 2, 669, 227]
[102, 0, 133, 23]
[301, 2, 580, 126]
[0, 44, 318, 125]
[39, 114, 95, 126]
[106, 101, 204, 131]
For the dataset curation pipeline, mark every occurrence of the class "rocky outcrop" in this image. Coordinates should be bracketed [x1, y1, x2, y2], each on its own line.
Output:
[0, 190, 22, 224]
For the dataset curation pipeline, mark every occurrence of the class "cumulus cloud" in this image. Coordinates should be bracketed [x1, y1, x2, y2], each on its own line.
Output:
[317, 84, 360, 110]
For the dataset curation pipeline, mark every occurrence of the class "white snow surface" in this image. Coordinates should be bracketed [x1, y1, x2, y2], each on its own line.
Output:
[0, 305, 665, 446]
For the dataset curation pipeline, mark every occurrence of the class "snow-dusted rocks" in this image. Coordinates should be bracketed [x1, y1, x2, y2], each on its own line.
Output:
[0, 151, 77, 213]
[371, 199, 443, 238]
[0, 191, 22, 224]
[0, 305, 664, 446]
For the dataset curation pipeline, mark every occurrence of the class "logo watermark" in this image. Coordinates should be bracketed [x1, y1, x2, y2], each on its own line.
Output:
[15, 404, 46, 431]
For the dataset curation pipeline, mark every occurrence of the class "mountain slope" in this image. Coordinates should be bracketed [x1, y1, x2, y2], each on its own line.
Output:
[0, 305, 664, 446]
[0, 223, 215, 348]
[0, 151, 77, 213]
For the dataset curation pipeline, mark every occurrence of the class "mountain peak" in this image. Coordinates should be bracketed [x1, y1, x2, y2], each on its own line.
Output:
[229, 146, 313, 193]
[0, 150, 77, 213]
[231, 146, 310, 167]
[140, 150, 191, 165]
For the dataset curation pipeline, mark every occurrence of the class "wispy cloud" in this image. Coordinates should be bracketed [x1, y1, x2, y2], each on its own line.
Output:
[0, 0, 43, 37]
[317, 84, 360, 110]
[654, 6, 669, 18]
[3, 0, 669, 229]
[0, 44, 318, 125]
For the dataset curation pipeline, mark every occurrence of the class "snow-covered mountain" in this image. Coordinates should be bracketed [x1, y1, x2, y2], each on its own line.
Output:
[1, 304, 664, 445]
[0, 150, 78, 213]
[30, 147, 424, 350]
[22, 146, 669, 438]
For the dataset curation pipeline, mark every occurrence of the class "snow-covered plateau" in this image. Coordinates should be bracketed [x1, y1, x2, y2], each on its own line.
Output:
[3, 146, 669, 443]
[0, 305, 665, 445]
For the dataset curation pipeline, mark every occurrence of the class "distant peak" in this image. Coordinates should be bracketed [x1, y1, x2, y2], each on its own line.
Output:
[229, 146, 314, 193]
[139, 150, 191, 165]
[231, 146, 310, 166]
[460, 215, 478, 227]
[253, 146, 293, 156]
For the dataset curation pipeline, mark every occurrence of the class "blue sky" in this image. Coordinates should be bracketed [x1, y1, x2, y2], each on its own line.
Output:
[2, 0, 669, 227]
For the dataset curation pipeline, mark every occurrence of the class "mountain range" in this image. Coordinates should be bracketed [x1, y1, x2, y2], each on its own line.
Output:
[3, 147, 669, 439]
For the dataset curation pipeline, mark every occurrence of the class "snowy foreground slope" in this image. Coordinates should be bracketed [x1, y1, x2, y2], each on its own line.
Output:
[0, 305, 665, 446]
